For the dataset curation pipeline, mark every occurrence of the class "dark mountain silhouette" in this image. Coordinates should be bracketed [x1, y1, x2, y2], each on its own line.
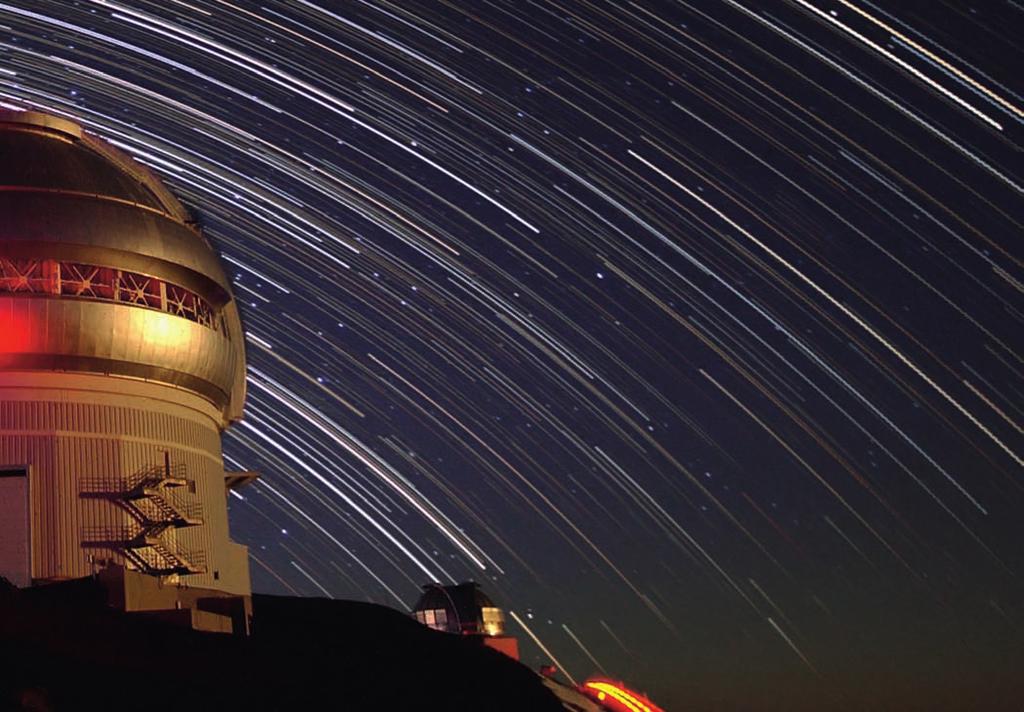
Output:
[0, 578, 564, 712]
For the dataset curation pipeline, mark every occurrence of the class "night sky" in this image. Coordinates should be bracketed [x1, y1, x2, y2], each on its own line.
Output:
[2, 1, 1023, 708]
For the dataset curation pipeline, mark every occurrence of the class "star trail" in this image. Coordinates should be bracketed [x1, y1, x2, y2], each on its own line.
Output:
[1, 1, 1022, 708]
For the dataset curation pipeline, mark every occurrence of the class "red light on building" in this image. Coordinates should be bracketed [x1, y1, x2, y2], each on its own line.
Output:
[578, 678, 665, 712]
[481, 634, 519, 660]
[0, 308, 32, 353]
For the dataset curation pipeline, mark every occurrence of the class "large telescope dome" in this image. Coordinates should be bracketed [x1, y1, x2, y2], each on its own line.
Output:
[0, 110, 245, 424]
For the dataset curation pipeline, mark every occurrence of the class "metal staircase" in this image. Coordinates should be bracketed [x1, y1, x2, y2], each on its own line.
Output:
[81, 453, 206, 577]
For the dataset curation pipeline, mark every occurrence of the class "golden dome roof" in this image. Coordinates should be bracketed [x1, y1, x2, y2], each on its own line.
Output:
[0, 110, 246, 424]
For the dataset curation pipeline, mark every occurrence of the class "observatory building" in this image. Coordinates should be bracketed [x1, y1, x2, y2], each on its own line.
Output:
[0, 110, 253, 631]
[412, 581, 520, 660]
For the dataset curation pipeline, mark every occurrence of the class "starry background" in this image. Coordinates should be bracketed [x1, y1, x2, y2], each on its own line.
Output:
[2, 1, 1023, 709]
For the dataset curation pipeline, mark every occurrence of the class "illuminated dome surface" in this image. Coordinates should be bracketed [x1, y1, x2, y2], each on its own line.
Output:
[0, 110, 245, 423]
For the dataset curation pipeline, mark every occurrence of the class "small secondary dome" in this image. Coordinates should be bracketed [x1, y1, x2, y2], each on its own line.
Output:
[0, 109, 245, 423]
[412, 581, 507, 636]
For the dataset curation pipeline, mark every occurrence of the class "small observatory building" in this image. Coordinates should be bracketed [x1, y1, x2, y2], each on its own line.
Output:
[0, 110, 253, 631]
[413, 581, 520, 660]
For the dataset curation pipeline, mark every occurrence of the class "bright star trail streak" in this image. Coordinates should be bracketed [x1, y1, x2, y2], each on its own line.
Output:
[0, 2, 1021, 709]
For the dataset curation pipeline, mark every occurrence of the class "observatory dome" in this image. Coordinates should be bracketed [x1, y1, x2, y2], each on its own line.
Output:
[0, 110, 245, 424]
[413, 582, 507, 636]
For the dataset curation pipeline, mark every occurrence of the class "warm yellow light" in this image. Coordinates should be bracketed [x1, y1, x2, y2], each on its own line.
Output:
[144, 312, 191, 348]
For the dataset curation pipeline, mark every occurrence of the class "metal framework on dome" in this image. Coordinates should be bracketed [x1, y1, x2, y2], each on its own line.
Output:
[0, 255, 224, 333]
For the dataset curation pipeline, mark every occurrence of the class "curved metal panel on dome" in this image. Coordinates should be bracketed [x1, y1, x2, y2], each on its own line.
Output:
[0, 109, 189, 221]
[0, 110, 81, 139]
[0, 191, 232, 303]
[0, 109, 246, 424]
[0, 297, 239, 408]
[0, 127, 166, 211]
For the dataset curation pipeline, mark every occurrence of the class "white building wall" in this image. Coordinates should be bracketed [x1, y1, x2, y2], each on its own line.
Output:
[0, 372, 250, 596]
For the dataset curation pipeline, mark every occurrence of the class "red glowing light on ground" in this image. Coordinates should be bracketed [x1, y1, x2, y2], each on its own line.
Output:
[578, 678, 665, 712]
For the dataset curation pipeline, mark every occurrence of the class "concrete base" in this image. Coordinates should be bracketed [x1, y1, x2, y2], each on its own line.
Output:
[98, 564, 251, 635]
